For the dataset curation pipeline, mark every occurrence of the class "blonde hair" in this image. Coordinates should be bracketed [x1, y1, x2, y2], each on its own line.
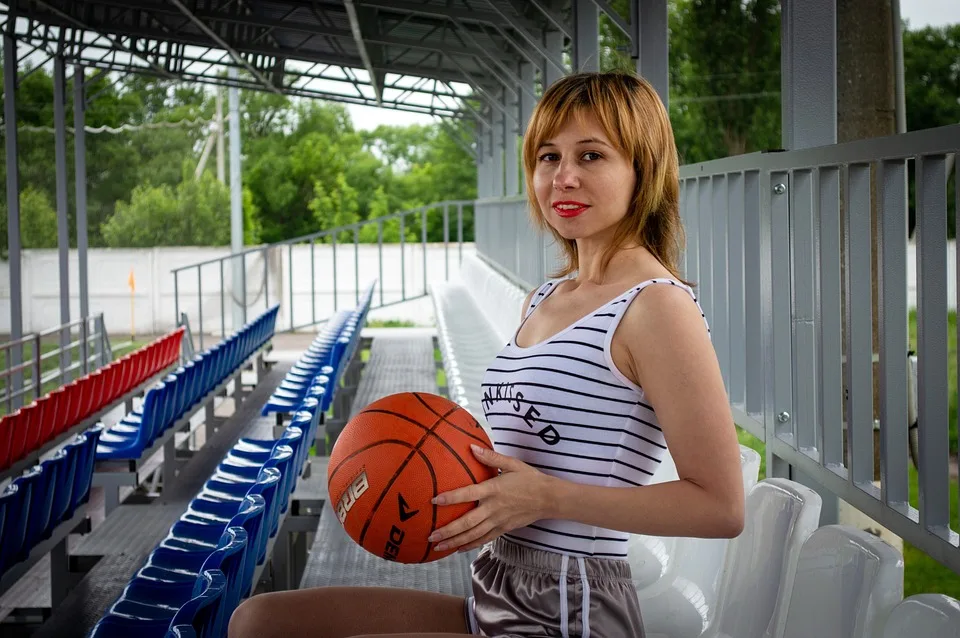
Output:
[522, 71, 688, 284]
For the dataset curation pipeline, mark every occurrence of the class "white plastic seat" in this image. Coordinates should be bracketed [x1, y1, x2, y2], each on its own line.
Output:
[780, 524, 903, 638]
[632, 445, 764, 638]
[882, 594, 960, 638]
[705, 478, 822, 638]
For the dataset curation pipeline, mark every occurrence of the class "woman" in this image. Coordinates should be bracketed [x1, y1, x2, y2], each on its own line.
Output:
[228, 71, 744, 638]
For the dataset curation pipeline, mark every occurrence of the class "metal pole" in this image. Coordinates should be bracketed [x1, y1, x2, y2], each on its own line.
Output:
[421, 208, 428, 295]
[891, 0, 906, 135]
[263, 246, 269, 313]
[444, 203, 450, 280]
[228, 67, 244, 332]
[74, 64, 90, 371]
[219, 259, 225, 338]
[53, 57, 72, 383]
[174, 271, 180, 327]
[458, 204, 464, 264]
[80, 318, 89, 375]
[332, 234, 338, 311]
[33, 334, 42, 401]
[241, 253, 248, 324]
[354, 227, 360, 305]
[378, 221, 384, 306]
[4, 32, 24, 410]
[197, 267, 204, 350]
[289, 244, 294, 330]
[400, 213, 406, 300]
[310, 239, 316, 324]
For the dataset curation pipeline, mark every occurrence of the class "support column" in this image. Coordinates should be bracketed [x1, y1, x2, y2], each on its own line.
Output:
[53, 57, 71, 381]
[504, 84, 519, 196]
[573, 0, 599, 72]
[491, 100, 504, 197]
[228, 68, 244, 333]
[74, 65, 90, 373]
[519, 61, 537, 195]
[632, 0, 670, 109]
[780, 0, 839, 526]
[4, 33, 24, 409]
[543, 29, 565, 88]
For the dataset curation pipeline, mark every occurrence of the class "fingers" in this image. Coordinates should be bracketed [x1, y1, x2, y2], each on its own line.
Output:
[428, 505, 489, 546]
[430, 517, 497, 553]
[456, 528, 502, 553]
[432, 481, 486, 506]
[470, 444, 517, 470]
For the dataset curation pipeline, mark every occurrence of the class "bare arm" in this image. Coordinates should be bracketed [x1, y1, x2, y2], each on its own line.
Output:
[547, 283, 744, 537]
[430, 283, 744, 551]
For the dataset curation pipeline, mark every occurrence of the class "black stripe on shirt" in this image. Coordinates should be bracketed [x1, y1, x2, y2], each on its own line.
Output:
[480, 380, 640, 406]
[496, 352, 609, 371]
[484, 365, 629, 391]
[496, 440, 656, 476]
[490, 427, 663, 463]
[484, 411, 666, 449]
[549, 339, 604, 352]
[526, 461, 645, 485]
[496, 397, 664, 433]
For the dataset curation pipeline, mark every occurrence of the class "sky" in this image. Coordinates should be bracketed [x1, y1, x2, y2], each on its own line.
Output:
[345, 0, 960, 131]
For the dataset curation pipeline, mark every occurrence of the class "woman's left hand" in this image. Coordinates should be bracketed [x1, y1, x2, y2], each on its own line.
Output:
[427, 444, 556, 553]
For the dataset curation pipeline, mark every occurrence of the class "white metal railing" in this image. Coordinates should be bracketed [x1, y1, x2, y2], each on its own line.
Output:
[172, 201, 475, 345]
[475, 123, 960, 575]
[0, 313, 112, 414]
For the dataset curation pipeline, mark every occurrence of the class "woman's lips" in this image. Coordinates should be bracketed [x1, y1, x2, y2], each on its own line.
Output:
[553, 201, 590, 218]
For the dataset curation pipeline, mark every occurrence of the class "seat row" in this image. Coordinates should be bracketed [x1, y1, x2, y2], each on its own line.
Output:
[89, 296, 373, 638]
[96, 308, 279, 461]
[0, 424, 103, 578]
[0, 328, 184, 472]
[261, 282, 376, 419]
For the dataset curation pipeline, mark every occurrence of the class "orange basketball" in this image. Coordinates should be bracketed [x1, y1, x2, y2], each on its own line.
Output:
[326, 391, 498, 564]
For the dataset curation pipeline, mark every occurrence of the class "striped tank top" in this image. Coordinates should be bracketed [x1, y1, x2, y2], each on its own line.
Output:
[480, 277, 708, 558]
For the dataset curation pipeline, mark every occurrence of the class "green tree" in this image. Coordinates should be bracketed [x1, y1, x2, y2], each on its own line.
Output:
[358, 187, 418, 243]
[309, 172, 360, 242]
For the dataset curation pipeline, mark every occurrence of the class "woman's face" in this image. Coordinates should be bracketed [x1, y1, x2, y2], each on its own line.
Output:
[532, 112, 636, 242]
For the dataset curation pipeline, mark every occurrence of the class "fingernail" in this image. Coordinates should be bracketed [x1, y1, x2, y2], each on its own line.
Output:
[432, 495, 445, 505]
[471, 444, 484, 455]
[434, 543, 447, 551]
[427, 532, 440, 542]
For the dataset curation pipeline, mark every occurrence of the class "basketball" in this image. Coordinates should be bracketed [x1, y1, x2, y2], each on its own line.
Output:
[327, 391, 499, 564]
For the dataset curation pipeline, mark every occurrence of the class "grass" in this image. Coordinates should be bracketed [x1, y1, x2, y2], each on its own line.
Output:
[735, 426, 960, 598]
[908, 310, 957, 454]
[366, 319, 417, 328]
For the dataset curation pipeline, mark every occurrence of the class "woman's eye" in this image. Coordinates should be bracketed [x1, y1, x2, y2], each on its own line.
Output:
[538, 153, 559, 162]
[582, 151, 602, 161]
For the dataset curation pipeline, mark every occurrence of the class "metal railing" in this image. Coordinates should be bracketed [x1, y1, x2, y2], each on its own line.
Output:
[0, 313, 112, 414]
[475, 124, 960, 575]
[172, 200, 475, 345]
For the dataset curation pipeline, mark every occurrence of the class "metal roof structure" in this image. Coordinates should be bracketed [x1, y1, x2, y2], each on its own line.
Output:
[0, 0, 570, 119]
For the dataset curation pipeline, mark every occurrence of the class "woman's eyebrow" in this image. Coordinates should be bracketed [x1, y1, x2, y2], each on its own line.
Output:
[538, 137, 613, 149]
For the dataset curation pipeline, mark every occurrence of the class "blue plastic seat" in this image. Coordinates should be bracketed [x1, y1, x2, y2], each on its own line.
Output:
[49, 436, 81, 529]
[166, 625, 198, 638]
[0, 481, 28, 575]
[89, 613, 172, 637]
[27, 450, 65, 546]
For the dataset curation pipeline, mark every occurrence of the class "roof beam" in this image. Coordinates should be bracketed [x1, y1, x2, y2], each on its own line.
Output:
[481, 0, 566, 76]
[311, 0, 542, 32]
[343, 0, 380, 104]
[167, 0, 281, 94]
[527, 0, 572, 39]
[30, 0, 177, 79]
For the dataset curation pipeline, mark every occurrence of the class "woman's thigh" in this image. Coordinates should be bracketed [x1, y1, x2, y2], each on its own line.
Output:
[227, 586, 470, 638]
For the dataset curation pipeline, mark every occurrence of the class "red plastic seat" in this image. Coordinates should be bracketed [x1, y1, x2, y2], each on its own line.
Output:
[6, 409, 28, 465]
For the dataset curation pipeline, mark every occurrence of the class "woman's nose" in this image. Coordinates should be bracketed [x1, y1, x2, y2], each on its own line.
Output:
[553, 161, 580, 190]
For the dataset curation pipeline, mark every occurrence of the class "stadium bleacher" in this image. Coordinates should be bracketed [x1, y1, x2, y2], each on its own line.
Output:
[80, 285, 374, 637]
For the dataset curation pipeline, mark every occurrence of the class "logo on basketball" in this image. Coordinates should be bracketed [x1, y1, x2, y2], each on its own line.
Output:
[336, 470, 369, 523]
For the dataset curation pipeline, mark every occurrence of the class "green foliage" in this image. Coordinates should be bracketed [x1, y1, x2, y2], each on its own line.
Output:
[309, 172, 360, 242]
[102, 170, 234, 247]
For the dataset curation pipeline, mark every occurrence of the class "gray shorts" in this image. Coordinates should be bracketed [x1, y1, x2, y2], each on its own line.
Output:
[463, 537, 645, 638]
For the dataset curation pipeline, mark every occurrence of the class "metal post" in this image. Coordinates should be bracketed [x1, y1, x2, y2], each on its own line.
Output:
[264, 246, 270, 314]
[4, 32, 24, 410]
[80, 319, 89, 375]
[289, 244, 294, 331]
[443, 203, 450, 280]
[378, 221, 384, 306]
[197, 267, 204, 350]
[310, 239, 316, 324]
[332, 234, 338, 311]
[421, 208, 428, 295]
[354, 226, 360, 305]
[400, 214, 406, 300]
[543, 28, 565, 87]
[630, 0, 670, 109]
[220, 260, 225, 338]
[228, 67, 245, 331]
[241, 253, 248, 324]
[33, 334, 42, 401]
[53, 57, 72, 383]
[174, 271, 180, 328]
[573, 0, 599, 72]
[458, 204, 464, 264]
[74, 64, 90, 370]
[781, 0, 837, 150]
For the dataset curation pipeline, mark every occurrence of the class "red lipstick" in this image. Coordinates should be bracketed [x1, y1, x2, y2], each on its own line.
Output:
[552, 200, 590, 218]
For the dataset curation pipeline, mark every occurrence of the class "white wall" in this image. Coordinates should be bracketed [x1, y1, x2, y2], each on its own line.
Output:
[0, 243, 477, 336]
[0, 239, 951, 337]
